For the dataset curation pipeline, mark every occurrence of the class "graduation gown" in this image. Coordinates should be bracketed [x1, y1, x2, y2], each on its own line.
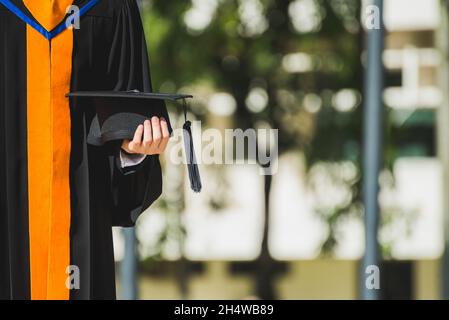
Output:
[0, 0, 162, 300]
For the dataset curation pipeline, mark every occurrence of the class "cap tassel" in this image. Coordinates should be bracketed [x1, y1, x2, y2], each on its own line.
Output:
[182, 100, 202, 193]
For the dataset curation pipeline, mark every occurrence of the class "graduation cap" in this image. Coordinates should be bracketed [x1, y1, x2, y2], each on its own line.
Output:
[66, 90, 202, 193]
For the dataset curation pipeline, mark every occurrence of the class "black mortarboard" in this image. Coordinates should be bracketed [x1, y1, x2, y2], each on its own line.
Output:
[66, 90, 202, 193]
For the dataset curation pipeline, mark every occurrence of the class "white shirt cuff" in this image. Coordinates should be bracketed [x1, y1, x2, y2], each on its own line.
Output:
[120, 150, 147, 168]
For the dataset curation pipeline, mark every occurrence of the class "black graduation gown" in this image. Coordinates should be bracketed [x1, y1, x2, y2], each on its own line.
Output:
[0, 0, 162, 300]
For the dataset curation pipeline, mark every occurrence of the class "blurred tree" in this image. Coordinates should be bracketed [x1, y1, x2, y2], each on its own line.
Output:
[141, 0, 363, 299]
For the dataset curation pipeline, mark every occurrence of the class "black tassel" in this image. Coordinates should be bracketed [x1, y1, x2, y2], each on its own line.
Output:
[182, 100, 202, 193]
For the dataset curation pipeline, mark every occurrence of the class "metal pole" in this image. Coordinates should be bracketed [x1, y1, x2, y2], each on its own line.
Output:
[120, 228, 138, 300]
[361, 0, 384, 300]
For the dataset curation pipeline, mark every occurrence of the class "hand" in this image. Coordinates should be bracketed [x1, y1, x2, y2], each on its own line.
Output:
[121, 116, 170, 155]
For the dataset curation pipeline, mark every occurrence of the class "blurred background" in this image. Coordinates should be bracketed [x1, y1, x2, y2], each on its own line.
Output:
[114, 0, 449, 300]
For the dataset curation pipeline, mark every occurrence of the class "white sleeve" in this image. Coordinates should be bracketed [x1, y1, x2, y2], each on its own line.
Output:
[120, 151, 147, 168]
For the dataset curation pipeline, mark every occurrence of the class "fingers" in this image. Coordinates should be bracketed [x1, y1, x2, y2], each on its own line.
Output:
[128, 124, 144, 152]
[143, 119, 153, 147]
[133, 124, 144, 144]
[159, 117, 170, 151]
[122, 117, 170, 156]
[151, 116, 162, 149]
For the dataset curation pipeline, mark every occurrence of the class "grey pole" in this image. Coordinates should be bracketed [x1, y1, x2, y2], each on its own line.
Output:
[120, 227, 138, 300]
[361, 0, 384, 300]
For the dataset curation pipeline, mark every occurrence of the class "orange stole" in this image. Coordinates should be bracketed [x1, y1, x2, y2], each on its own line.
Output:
[23, 0, 75, 31]
[26, 25, 73, 299]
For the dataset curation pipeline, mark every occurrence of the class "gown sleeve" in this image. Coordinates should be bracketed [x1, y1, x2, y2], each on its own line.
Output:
[104, 0, 162, 227]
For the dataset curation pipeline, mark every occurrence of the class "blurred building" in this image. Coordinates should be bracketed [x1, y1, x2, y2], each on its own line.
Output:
[382, 0, 444, 256]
